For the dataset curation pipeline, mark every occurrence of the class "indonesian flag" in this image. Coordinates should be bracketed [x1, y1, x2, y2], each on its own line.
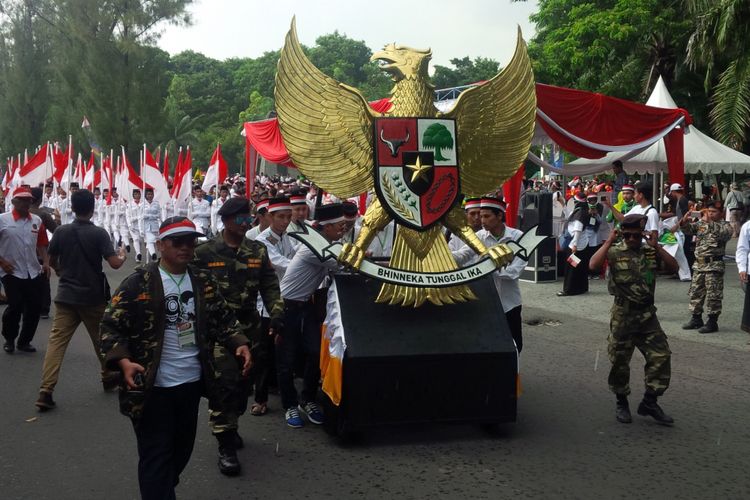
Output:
[19, 143, 53, 187]
[163, 148, 170, 184]
[201, 143, 227, 193]
[320, 282, 346, 406]
[117, 147, 150, 201]
[83, 152, 96, 190]
[170, 148, 183, 197]
[2, 155, 19, 194]
[142, 147, 171, 205]
[172, 146, 192, 208]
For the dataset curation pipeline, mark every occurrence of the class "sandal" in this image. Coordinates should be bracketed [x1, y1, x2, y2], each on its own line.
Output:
[250, 402, 268, 416]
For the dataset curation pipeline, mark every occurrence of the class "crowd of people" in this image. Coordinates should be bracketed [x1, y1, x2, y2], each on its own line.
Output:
[0, 162, 748, 498]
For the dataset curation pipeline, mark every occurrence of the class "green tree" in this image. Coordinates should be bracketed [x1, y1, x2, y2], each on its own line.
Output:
[422, 122, 453, 161]
[686, 0, 750, 149]
[432, 56, 500, 89]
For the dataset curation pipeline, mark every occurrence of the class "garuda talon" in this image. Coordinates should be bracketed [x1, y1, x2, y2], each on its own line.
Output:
[275, 18, 537, 307]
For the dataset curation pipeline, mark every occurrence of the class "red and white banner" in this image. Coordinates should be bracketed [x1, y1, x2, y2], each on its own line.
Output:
[142, 147, 171, 205]
[201, 143, 227, 193]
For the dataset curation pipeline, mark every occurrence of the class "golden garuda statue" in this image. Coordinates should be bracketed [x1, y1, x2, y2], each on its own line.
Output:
[275, 18, 537, 307]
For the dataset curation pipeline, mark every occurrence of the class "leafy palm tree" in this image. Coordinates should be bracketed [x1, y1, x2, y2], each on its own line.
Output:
[687, 0, 750, 149]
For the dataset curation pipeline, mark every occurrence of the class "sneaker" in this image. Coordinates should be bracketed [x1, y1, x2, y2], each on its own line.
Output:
[35, 391, 56, 412]
[136, 254, 142, 263]
[151, 253, 158, 261]
[285, 407, 304, 428]
[298, 401, 324, 425]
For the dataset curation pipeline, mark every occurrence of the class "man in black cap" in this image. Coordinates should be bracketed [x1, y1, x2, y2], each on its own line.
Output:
[277, 203, 346, 428]
[193, 197, 284, 476]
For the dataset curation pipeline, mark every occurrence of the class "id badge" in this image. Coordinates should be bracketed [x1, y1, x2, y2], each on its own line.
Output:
[177, 321, 196, 349]
[589, 217, 597, 226]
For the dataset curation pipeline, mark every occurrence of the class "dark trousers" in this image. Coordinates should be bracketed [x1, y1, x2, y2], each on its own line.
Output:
[1, 274, 44, 346]
[277, 301, 322, 409]
[253, 317, 275, 404]
[505, 305, 523, 353]
[562, 246, 594, 295]
[133, 381, 202, 500]
[41, 272, 51, 315]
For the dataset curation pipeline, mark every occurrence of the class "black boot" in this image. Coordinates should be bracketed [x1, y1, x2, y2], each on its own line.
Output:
[698, 314, 718, 334]
[615, 395, 632, 424]
[637, 393, 674, 426]
[682, 314, 703, 330]
[216, 432, 241, 476]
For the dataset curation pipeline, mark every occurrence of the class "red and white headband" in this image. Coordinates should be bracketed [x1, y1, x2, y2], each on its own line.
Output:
[480, 198, 505, 211]
[267, 201, 292, 213]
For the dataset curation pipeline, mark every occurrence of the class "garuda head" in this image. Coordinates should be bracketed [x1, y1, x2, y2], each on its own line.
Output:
[371, 44, 432, 81]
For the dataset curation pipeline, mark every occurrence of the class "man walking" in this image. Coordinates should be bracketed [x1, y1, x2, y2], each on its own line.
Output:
[100, 216, 251, 500]
[193, 197, 284, 476]
[680, 201, 734, 333]
[35, 189, 127, 411]
[0, 187, 50, 353]
[590, 214, 677, 425]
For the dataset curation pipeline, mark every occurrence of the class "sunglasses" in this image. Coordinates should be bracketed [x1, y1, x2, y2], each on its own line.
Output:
[165, 236, 197, 248]
[234, 215, 253, 225]
[621, 232, 642, 240]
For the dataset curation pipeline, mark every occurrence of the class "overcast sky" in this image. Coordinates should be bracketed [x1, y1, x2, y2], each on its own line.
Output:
[158, 0, 539, 70]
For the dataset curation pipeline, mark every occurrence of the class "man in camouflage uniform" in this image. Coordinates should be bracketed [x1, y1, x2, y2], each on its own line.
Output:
[590, 214, 678, 425]
[100, 216, 251, 500]
[680, 201, 734, 333]
[193, 197, 284, 476]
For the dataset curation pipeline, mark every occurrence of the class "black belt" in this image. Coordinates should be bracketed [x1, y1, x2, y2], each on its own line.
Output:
[614, 296, 653, 309]
[696, 255, 723, 264]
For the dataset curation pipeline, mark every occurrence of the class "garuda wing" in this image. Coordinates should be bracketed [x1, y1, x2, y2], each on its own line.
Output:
[441, 28, 536, 196]
[275, 18, 381, 198]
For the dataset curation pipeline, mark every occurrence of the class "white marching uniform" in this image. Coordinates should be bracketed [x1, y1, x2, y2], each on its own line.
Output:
[210, 197, 227, 235]
[109, 199, 130, 247]
[189, 198, 211, 235]
[126, 200, 144, 256]
[55, 196, 74, 225]
[142, 200, 161, 257]
[256, 227, 297, 317]
[93, 196, 105, 228]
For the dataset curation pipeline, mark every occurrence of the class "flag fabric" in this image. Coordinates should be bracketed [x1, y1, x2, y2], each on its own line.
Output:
[201, 143, 228, 193]
[163, 149, 170, 184]
[142, 147, 171, 205]
[118, 148, 149, 201]
[170, 148, 184, 197]
[172, 147, 192, 208]
[320, 282, 346, 406]
[83, 152, 96, 190]
[19, 143, 53, 187]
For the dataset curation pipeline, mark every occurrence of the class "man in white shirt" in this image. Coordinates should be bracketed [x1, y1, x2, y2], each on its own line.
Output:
[627, 183, 660, 240]
[245, 199, 270, 241]
[126, 188, 144, 262]
[738, 220, 750, 334]
[93, 188, 104, 228]
[41, 183, 56, 210]
[476, 197, 526, 352]
[449, 197, 482, 265]
[278, 203, 346, 428]
[210, 185, 230, 236]
[189, 186, 211, 236]
[0, 187, 50, 353]
[255, 197, 296, 279]
[142, 188, 161, 261]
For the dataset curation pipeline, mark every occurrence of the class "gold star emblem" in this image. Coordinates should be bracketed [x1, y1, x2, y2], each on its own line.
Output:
[405, 155, 433, 183]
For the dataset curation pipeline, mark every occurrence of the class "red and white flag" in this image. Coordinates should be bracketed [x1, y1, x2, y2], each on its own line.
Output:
[117, 147, 149, 201]
[172, 146, 192, 208]
[83, 152, 96, 189]
[142, 146, 171, 205]
[201, 143, 227, 193]
[19, 143, 53, 187]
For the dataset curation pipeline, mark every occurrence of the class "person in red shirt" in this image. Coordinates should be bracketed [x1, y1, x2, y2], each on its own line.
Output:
[0, 186, 50, 353]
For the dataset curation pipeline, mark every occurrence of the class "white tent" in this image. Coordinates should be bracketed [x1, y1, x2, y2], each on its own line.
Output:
[566, 76, 750, 175]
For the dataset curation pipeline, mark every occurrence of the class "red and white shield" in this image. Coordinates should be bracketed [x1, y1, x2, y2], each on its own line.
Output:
[373, 118, 460, 231]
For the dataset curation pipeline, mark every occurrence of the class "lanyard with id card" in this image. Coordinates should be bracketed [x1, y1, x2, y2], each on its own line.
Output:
[162, 268, 197, 349]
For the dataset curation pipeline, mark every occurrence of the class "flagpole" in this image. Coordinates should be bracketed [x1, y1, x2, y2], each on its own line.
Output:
[66, 135, 73, 189]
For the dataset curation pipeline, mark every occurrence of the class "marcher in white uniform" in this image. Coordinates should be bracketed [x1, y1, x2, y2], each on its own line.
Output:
[245, 199, 270, 241]
[93, 188, 105, 228]
[189, 186, 211, 236]
[142, 188, 162, 261]
[287, 192, 309, 250]
[126, 188, 144, 262]
[449, 197, 482, 266]
[210, 185, 230, 236]
[41, 184, 56, 210]
[108, 189, 131, 251]
[255, 197, 296, 279]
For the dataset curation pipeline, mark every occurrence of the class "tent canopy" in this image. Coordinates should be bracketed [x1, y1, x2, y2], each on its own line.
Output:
[567, 76, 750, 175]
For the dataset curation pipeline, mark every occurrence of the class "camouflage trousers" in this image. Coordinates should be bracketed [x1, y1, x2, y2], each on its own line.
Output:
[207, 345, 250, 436]
[608, 304, 671, 397]
[688, 270, 724, 315]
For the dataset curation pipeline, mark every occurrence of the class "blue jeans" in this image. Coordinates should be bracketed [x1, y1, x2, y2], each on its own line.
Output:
[277, 301, 322, 409]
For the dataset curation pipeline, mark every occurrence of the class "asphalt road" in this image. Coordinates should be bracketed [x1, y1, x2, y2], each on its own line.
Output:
[0, 252, 748, 500]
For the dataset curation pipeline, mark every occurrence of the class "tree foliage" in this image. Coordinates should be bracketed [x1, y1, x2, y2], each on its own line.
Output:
[432, 56, 500, 89]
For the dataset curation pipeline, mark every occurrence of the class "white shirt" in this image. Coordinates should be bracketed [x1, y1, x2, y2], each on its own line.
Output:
[737, 220, 750, 274]
[211, 197, 228, 234]
[256, 227, 296, 280]
[56, 196, 73, 225]
[280, 243, 340, 301]
[567, 219, 599, 249]
[245, 225, 262, 241]
[155, 268, 201, 388]
[0, 211, 45, 279]
[367, 222, 395, 258]
[190, 198, 210, 220]
[93, 197, 105, 227]
[142, 200, 161, 233]
[628, 204, 660, 233]
[126, 200, 142, 233]
[476, 227, 525, 312]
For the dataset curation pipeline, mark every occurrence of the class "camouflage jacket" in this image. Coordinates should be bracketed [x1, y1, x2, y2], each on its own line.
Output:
[607, 241, 657, 306]
[99, 262, 249, 423]
[683, 220, 733, 271]
[193, 234, 284, 345]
